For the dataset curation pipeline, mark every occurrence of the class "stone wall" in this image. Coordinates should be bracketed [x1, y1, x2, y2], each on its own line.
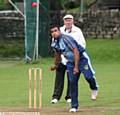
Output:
[0, 9, 120, 40]
[45, 9, 120, 39]
[0, 11, 24, 39]
[81, 9, 120, 38]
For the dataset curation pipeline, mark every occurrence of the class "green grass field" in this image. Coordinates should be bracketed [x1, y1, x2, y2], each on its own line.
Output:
[0, 39, 120, 114]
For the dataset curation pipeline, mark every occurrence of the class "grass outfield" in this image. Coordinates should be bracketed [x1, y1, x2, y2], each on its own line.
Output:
[0, 39, 120, 113]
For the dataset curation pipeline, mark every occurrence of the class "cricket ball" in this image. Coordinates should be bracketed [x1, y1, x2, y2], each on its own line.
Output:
[32, 2, 38, 8]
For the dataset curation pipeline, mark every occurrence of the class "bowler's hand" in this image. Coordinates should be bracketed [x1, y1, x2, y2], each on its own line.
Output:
[50, 65, 58, 71]
[73, 67, 79, 75]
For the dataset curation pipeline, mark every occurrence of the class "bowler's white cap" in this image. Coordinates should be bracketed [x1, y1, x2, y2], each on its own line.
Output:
[63, 14, 73, 20]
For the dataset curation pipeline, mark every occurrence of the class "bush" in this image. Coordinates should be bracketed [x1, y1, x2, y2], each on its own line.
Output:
[0, 39, 24, 59]
[0, 0, 13, 10]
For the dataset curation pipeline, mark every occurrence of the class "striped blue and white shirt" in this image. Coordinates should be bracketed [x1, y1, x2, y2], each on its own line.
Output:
[51, 34, 85, 63]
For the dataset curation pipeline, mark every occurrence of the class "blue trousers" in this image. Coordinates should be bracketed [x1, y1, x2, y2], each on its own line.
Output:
[66, 52, 98, 109]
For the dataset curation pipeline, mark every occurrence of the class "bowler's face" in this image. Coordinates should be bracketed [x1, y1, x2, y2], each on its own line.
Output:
[51, 27, 60, 39]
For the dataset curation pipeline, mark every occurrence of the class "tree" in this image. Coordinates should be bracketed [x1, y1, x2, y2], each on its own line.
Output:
[50, 0, 63, 25]
[50, 0, 63, 10]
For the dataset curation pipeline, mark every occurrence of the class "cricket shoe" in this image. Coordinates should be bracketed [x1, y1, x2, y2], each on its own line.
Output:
[51, 98, 58, 104]
[69, 108, 78, 113]
[91, 90, 98, 100]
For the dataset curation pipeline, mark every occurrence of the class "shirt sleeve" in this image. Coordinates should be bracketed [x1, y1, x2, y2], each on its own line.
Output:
[63, 35, 78, 50]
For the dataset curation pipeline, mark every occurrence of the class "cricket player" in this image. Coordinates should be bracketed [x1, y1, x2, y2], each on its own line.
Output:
[50, 24, 98, 112]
